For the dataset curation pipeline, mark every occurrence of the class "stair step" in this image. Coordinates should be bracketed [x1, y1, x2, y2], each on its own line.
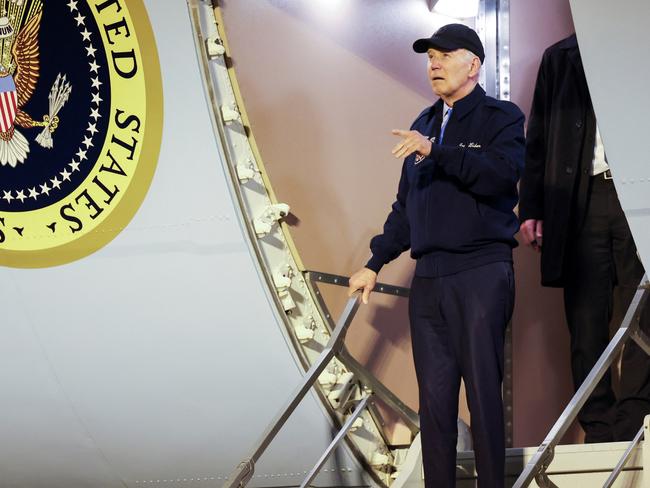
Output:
[392, 435, 644, 488]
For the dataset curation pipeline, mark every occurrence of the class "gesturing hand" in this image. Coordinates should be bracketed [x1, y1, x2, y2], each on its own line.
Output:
[391, 129, 432, 159]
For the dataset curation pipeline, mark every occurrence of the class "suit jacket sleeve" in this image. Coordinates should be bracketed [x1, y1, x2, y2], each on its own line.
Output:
[365, 161, 411, 273]
[518, 53, 549, 221]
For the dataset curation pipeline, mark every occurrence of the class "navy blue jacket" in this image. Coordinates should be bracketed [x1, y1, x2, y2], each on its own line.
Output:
[366, 85, 525, 277]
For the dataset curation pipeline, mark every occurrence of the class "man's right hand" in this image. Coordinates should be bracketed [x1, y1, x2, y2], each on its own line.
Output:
[348, 267, 378, 305]
[520, 219, 543, 252]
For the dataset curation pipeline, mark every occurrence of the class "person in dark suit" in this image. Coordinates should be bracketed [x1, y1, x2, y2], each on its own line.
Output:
[519, 33, 650, 442]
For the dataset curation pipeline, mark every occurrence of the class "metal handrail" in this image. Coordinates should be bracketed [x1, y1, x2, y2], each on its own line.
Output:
[338, 350, 419, 434]
[304, 270, 420, 435]
[299, 393, 373, 488]
[306, 270, 410, 298]
[602, 424, 644, 488]
[513, 277, 650, 488]
[222, 294, 361, 488]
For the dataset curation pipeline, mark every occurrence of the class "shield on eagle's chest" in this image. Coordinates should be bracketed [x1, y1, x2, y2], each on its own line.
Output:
[0, 75, 18, 133]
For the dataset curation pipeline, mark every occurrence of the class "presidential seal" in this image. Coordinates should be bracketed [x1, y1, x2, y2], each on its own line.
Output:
[0, 0, 163, 267]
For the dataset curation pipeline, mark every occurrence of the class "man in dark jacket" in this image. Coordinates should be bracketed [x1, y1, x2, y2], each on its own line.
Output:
[519, 34, 650, 442]
[348, 24, 524, 488]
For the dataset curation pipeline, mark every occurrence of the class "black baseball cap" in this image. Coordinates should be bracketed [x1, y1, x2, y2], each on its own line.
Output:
[413, 23, 485, 63]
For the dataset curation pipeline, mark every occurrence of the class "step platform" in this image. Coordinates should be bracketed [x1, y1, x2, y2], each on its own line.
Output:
[392, 434, 645, 487]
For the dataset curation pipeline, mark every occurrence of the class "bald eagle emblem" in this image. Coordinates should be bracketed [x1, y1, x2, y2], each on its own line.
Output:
[0, 3, 71, 167]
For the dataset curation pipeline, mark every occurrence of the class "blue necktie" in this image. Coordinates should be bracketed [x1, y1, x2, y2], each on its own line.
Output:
[439, 107, 453, 144]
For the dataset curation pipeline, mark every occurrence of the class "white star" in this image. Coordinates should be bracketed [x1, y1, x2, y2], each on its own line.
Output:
[2, 190, 13, 203]
[50, 177, 62, 189]
[87, 122, 98, 135]
[91, 92, 102, 105]
[60, 169, 71, 181]
[86, 44, 97, 57]
[74, 13, 85, 26]
[67, 0, 78, 11]
[81, 28, 91, 42]
[69, 161, 81, 172]
[90, 107, 101, 120]
[82, 136, 93, 148]
[91, 77, 102, 89]
[39, 183, 51, 196]
[15, 190, 26, 202]
[28, 187, 38, 200]
[76, 148, 88, 161]
[89, 60, 100, 73]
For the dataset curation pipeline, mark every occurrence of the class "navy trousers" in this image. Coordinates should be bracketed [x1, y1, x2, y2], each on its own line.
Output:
[409, 261, 515, 488]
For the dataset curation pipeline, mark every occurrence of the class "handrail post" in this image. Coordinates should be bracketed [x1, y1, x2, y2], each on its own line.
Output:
[533, 447, 559, 488]
[602, 423, 644, 488]
[222, 295, 361, 488]
[299, 393, 372, 488]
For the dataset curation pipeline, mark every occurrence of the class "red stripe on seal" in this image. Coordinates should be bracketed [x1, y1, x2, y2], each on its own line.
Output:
[2, 91, 15, 132]
[8, 91, 17, 120]
[0, 91, 10, 133]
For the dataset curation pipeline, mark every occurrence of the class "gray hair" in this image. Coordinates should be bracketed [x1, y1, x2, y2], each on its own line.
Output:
[460, 48, 482, 67]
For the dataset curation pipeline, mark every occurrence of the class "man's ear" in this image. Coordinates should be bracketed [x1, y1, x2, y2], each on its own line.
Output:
[469, 57, 481, 77]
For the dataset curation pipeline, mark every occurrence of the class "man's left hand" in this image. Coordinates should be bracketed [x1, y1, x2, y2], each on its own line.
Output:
[391, 129, 432, 159]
